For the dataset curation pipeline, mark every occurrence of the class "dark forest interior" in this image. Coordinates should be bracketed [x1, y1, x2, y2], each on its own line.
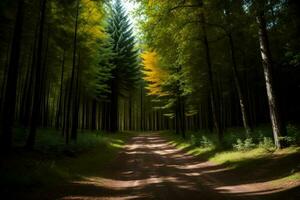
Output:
[0, 0, 300, 199]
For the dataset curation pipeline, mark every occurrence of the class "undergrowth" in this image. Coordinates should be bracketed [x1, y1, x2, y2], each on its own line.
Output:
[162, 124, 300, 170]
[1, 129, 134, 189]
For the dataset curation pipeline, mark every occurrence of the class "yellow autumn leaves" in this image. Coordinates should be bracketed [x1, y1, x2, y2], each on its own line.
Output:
[141, 51, 168, 97]
[80, 0, 104, 37]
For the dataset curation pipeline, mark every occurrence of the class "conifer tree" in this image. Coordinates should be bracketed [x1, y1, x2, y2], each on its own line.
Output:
[95, 37, 115, 100]
[107, 0, 140, 132]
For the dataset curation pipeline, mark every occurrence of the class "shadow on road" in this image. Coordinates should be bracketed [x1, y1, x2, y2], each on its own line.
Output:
[23, 133, 300, 200]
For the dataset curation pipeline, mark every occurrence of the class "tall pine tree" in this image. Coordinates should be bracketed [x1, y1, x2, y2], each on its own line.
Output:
[107, 0, 140, 132]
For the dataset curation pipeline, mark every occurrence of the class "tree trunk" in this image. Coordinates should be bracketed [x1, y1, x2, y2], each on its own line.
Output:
[228, 33, 252, 135]
[129, 96, 132, 130]
[55, 49, 66, 130]
[175, 99, 180, 135]
[64, 0, 80, 144]
[0, 44, 11, 111]
[71, 72, 80, 141]
[199, 11, 223, 142]
[41, 30, 50, 127]
[1, 0, 24, 150]
[110, 79, 118, 132]
[256, 12, 286, 148]
[91, 99, 97, 130]
[140, 86, 144, 131]
[19, 51, 32, 124]
[26, 0, 47, 149]
[179, 97, 186, 139]
[22, 23, 39, 127]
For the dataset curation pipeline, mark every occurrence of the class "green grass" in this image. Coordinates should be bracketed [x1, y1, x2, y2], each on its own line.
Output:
[0, 129, 135, 189]
[161, 126, 300, 182]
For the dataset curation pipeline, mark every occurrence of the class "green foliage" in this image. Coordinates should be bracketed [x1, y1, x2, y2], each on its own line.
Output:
[287, 124, 300, 145]
[233, 138, 256, 151]
[107, 0, 140, 92]
[258, 137, 275, 151]
[88, 35, 115, 100]
[13, 128, 130, 155]
[279, 136, 297, 146]
[169, 125, 300, 152]
[1, 128, 132, 188]
[162, 129, 300, 182]
[190, 134, 214, 148]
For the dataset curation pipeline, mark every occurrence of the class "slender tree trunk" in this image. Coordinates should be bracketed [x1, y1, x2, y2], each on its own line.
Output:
[85, 100, 89, 129]
[80, 97, 85, 130]
[62, 80, 69, 136]
[140, 86, 144, 131]
[199, 11, 223, 142]
[19, 53, 31, 124]
[0, 44, 11, 111]
[101, 102, 105, 131]
[256, 12, 286, 148]
[1, 0, 24, 150]
[129, 96, 132, 130]
[228, 33, 252, 135]
[26, 0, 47, 149]
[65, 0, 80, 144]
[179, 97, 186, 139]
[55, 49, 66, 130]
[43, 82, 50, 127]
[41, 30, 50, 127]
[91, 99, 97, 130]
[22, 23, 39, 127]
[71, 70, 80, 141]
[110, 79, 118, 132]
[175, 99, 180, 135]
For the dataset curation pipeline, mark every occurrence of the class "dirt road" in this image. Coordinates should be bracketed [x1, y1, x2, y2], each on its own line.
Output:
[45, 133, 300, 200]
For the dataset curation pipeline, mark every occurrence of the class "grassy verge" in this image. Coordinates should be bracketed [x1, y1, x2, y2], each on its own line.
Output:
[0, 129, 135, 190]
[161, 126, 300, 182]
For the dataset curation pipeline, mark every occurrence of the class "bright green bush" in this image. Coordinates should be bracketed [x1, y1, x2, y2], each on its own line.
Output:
[233, 138, 256, 151]
[190, 134, 214, 148]
[259, 137, 275, 151]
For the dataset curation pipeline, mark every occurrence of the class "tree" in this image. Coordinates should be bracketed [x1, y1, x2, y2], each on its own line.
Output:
[1, 0, 24, 150]
[142, 49, 190, 138]
[107, 0, 140, 132]
[64, 0, 80, 144]
[254, 1, 287, 148]
[142, 51, 167, 97]
[26, 0, 47, 149]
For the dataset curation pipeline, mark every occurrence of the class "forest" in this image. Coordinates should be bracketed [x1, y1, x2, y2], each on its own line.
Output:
[0, 0, 300, 199]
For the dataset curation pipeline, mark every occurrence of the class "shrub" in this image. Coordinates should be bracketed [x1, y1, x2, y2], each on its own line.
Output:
[287, 124, 300, 145]
[259, 137, 275, 151]
[190, 134, 201, 147]
[233, 138, 256, 151]
[200, 135, 214, 148]
[190, 134, 214, 148]
[279, 136, 296, 147]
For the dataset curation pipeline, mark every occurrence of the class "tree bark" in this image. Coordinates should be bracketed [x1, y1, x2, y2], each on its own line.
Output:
[64, 0, 80, 144]
[199, 11, 223, 142]
[228, 33, 252, 135]
[1, 0, 24, 150]
[179, 97, 186, 139]
[91, 99, 97, 130]
[129, 96, 132, 130]
[55, 49, 66, 130]
[26, 0, 47, 149]
[71, 70, 80, 141]
[110, 78, 118, 132]
[256, 12, 286, 148]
